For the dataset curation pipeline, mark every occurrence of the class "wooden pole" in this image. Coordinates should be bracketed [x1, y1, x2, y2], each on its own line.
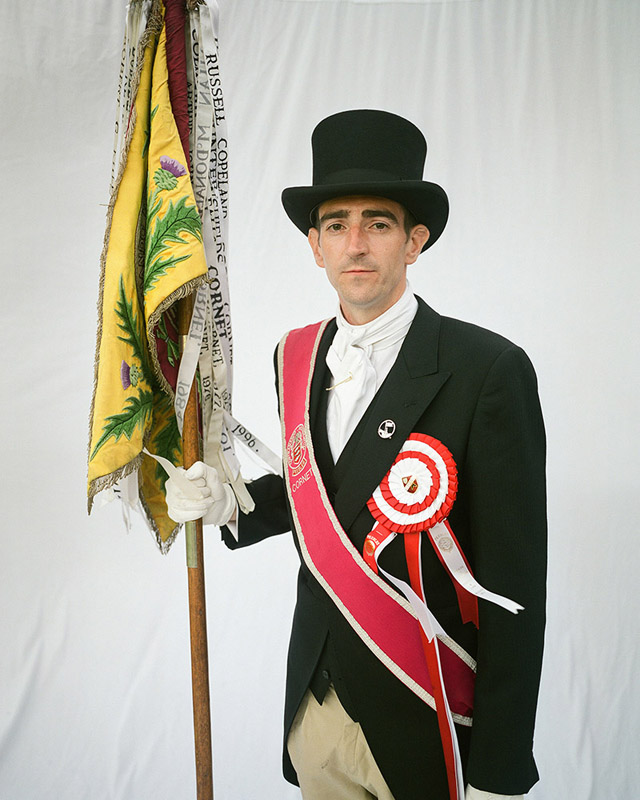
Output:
[179, 294, 214, 800]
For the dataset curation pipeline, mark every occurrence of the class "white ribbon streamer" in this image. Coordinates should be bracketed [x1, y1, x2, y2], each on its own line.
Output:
[223, 411, 283, 476]
[111, 1, 151, 192]
[373, 531, 443, 641]
[174, 284, 208, 435]
[429, 522, 523, 614]
[143, 448, 204, 501]
[199, 4, 234, 382]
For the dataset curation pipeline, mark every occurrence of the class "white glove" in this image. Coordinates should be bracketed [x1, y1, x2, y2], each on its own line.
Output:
[165, 461, 237, 527]
[465, 785, 524, 800]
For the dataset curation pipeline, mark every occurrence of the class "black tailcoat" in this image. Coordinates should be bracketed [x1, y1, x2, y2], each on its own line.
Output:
[223, 297, 547, 799]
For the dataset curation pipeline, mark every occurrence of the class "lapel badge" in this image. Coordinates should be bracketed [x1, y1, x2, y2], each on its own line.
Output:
[377, 419, 396, 439]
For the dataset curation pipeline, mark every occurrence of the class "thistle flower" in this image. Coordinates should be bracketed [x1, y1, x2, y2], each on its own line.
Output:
[120, 360, 141, 389]
[153, 156, 187, 192]
[121, 360, 131, 389]
[159, 156, 187, 177]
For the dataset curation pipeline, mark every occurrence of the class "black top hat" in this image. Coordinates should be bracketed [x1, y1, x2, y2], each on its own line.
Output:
[281, 109, 448, 252]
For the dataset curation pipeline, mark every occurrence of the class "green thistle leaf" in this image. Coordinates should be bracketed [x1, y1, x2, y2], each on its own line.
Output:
[147, 192, 162, 226]
[115, 276, 145, 364]
[114, 276, 155, 386]
[90, 390, 154, 460]
[153, 406, 180, 461]
[145, 195, 203, 292]
[156, 314, 180, 367]
[144, 254, 190, 294]
[142, 105, 159, 158]
[147, 196, 203, 262]
[166, 337, 180, 367]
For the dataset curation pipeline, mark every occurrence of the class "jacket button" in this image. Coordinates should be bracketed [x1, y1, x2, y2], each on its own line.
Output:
[322, 669, 330, 680]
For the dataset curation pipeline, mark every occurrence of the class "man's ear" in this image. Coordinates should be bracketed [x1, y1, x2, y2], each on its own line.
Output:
[308, 227, 325, 268]
[405, 225, 430, 264]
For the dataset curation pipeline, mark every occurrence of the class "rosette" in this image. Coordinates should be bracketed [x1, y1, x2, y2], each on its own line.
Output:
[367, 433, 457, 533]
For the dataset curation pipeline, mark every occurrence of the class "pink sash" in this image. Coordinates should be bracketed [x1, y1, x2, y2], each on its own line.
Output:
[278, 320, 476, 721]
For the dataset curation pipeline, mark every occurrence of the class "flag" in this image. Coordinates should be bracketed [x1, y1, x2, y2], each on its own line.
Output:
[88, 1, 208, 550]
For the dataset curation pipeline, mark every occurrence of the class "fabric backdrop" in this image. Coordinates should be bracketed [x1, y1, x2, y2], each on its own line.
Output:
[1, 1, 638, 798]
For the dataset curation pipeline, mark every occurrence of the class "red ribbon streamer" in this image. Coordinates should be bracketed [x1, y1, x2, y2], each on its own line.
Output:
[404, 532, 460, 800]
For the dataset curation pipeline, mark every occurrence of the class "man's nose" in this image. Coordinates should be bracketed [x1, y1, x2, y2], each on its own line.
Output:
[345, 225, 368, 257]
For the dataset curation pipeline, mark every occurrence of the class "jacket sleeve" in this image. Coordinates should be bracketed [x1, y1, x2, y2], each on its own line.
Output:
[220, 472, 291, 550]
[463, 345, 547, 795]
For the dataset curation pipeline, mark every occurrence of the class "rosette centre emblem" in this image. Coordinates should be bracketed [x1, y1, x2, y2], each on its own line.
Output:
[402, 475, 419, 494]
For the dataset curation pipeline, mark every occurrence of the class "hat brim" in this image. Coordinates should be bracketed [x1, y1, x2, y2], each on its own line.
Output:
[281, 180, 448, 252]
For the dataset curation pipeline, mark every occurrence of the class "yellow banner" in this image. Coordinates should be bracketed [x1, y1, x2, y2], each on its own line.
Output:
[88, 12, 207, 550]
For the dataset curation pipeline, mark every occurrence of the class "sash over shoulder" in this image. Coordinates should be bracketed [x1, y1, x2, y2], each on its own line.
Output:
[277, 319, 476, 723]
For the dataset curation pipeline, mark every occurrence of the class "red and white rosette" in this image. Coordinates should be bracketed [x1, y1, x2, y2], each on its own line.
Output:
[368, 433, 457, 534]
[365, 433, 523, 619]
[365, 434, 469, 619]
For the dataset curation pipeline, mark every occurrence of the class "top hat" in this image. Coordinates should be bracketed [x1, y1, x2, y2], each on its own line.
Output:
[281, 109, 448, 252]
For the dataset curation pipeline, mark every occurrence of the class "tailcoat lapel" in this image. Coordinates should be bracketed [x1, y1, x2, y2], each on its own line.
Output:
[329, 298, 450, 531]
[308, 318, 337, 429]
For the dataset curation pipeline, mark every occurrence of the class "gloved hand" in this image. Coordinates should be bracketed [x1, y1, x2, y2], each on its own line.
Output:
[165, 461, 237, 527]
[465, 785, 524, 800]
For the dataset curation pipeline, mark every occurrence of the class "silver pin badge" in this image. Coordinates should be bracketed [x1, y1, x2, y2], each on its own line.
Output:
[377, 419, 396, 439]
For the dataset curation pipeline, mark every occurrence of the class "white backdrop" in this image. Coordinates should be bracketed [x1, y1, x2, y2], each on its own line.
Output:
[1, 1, 639, 798]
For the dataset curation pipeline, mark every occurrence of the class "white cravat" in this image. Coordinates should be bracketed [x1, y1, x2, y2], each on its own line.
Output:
[326, 283, 418, 461]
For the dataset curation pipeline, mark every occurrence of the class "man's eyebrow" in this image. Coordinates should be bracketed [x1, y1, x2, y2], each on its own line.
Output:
[318, 208, 399, 225]
[318, 209, 349, 225]
[362, 209, 399, 224]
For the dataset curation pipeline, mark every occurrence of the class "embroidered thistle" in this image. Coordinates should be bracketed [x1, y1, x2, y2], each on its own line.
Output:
[120, 360, 142, 389]
[153, 158, 187, 192]
[144, 156, 202, 293]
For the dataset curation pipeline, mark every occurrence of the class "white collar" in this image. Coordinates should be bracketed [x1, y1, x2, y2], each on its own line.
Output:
[333, 282, 418, 356]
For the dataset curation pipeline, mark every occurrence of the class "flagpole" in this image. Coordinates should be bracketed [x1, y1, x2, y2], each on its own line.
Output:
[179, 293, 214, 800]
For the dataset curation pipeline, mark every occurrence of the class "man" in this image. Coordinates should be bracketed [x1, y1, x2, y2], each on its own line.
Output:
[166, 110, 547, 800]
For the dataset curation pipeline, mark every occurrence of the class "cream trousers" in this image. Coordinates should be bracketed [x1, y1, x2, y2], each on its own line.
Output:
[287, 685, 395, 800]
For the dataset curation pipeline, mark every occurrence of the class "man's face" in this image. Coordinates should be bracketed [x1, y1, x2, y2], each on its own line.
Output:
[307, 196, 429, 325]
